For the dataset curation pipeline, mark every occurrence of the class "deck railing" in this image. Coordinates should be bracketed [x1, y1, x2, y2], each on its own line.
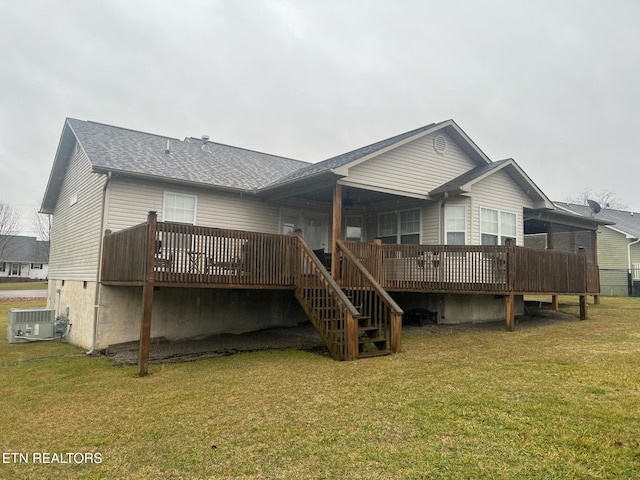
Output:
[336, 240, 403, 354]
[342, 241, 596, 295]
[101, 215, 298, 288]
[102, 216, 598, 296]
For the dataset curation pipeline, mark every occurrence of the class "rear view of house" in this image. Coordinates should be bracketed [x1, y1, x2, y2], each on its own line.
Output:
[40, 118, 599, 369]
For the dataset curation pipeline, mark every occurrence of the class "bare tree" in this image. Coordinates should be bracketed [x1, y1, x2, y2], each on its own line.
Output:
[566, 188, 628, 210]
[0, 201, 21, 256]
[31, 209, 51, 241]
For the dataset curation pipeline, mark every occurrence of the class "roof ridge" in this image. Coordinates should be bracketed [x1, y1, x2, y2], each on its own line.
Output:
[68, 118, 182, 141]
[185, 137, 308, 164]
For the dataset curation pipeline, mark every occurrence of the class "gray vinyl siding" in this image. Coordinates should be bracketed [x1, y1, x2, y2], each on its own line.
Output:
[106, 178, 280, 233]
[346, 132, 478, 196]
[421, 203, 440, 244]
[48, 142, 106, 280]
[469, 169, 534, 246]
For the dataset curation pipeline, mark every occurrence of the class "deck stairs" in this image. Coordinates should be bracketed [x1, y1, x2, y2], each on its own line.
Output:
[293, 237, 400, 361]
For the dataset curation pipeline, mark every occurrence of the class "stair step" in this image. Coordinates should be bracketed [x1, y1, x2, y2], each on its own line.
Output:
[358, 350, 392, 358]
[359, 325, 379, 332]
[359, 336, 386, 344]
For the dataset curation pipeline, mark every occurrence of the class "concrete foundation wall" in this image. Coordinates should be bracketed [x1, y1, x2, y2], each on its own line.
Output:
[47, 279, 98, 350]
[391, 291, 523, 324]
[95, 287, 308, 349]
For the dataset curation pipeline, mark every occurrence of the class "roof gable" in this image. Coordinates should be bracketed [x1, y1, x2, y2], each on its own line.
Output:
[262, 119, 492, 190]
[430, 158, 554, 209]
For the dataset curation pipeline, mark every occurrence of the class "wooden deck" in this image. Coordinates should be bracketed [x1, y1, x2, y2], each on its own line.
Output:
[100, 213, 599, 372]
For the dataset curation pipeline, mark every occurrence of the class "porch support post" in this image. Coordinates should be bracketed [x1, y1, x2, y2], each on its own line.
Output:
[505, 293, 515, 332]
[331, 183, 342, 281]
[138, 211, 157, 377]
[551, 295, 559, 311]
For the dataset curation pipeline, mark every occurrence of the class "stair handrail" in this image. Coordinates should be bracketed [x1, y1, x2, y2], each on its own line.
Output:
[295, 235, 361, 360]
[336, 240, 403, 313]
[295, 236, 361, 319]
[337, 239, 404, 353]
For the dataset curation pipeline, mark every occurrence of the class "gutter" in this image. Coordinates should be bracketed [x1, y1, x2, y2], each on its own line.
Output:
[88, 171, 111, 355]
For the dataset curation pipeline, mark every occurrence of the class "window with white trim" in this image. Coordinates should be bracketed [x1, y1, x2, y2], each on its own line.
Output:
[31, 263, 43, 269]
[481, 208, 517, 245]
[378, 209, 420, 244]
[445, 205, 466, 245]
[633, 263, 640, 280]
[345, 215, 363, 241]
[0, 262, 5, 272]
[163, 192, 196, 224]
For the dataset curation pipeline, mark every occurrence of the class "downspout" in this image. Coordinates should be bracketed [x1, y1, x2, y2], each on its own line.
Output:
[88, 171, 111, 354]
[628, 237, 640, 295]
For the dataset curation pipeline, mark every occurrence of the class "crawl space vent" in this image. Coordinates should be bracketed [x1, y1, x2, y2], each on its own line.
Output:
[433, 134, 448, 154]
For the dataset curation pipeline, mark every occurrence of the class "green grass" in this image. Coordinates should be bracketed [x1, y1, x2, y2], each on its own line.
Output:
[0, 281, 47, 291]
[1, 297, 639, 479]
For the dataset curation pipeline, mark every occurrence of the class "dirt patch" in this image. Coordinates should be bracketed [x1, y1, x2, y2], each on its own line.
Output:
[106, 302, 579, 365]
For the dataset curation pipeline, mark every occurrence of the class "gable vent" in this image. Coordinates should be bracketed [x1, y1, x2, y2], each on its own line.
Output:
[434, 134, 448, 154]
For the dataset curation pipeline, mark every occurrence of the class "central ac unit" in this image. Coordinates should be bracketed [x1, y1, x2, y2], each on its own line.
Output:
[7, 308, 56, 343]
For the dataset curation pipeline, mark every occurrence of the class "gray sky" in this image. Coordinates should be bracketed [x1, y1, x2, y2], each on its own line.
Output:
[1, 0, 639, 236]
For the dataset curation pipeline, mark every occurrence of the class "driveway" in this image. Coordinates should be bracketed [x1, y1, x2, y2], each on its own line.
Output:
[0, 290, 47, 298]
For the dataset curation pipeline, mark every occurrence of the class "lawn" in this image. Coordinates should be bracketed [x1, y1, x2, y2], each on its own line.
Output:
[1, 296, 639, 479]
[0, 281, 47, 291]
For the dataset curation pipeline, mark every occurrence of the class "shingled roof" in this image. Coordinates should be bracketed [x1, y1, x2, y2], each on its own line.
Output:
[0, 236, 49, 263]
[557, 203, 640, 238]
[430, 160, 508, 196]
[66, 119, 310, 191]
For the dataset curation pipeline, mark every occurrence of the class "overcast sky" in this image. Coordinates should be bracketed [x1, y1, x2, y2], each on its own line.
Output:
[1, 0, 639, 236]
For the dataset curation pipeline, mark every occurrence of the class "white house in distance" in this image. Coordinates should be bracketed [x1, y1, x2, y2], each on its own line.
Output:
[40, 118, 599, 361]
[0, 235, 49, 281]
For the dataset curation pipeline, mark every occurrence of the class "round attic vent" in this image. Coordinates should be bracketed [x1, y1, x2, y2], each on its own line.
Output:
[434, 134, 447, 154]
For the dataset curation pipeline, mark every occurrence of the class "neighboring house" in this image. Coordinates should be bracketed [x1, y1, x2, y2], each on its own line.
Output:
[40, 118, 597, 362]
[0, 235, 49, 281]
[555, 203, 640, 296]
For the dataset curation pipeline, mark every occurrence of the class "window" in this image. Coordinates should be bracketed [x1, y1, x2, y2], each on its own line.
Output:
[10, 263, 21, 276]
[633, 263, 640, 281]
[31, 263, 43, 269]
[0, 262, 4, 272]
[163, 192, 196, 224]
[345, 216, 363, 242]
[445, 205, 466, 245]
[378, 209, 420, 244]
[481, 208, 517, 245]
[282, 215, 299, 235]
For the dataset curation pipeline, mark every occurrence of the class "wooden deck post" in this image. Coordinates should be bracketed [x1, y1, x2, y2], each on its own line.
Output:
[138, 211, 157, 377]
[345, 310, 359, 360]
[505, 239, 515, 331]
[551, 295, 559, 311]
[332, 184, 342, 282]
[390, 312, 402, 353]
[373, 237, 383, 284]
[579, 247, 588, 321]
[505, 293, 515, 332]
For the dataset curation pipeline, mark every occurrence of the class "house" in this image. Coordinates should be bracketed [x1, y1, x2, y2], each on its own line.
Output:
[554, 203, 640, 296]
[0, 235, 49, 281]
[40, 118, 599, 369]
